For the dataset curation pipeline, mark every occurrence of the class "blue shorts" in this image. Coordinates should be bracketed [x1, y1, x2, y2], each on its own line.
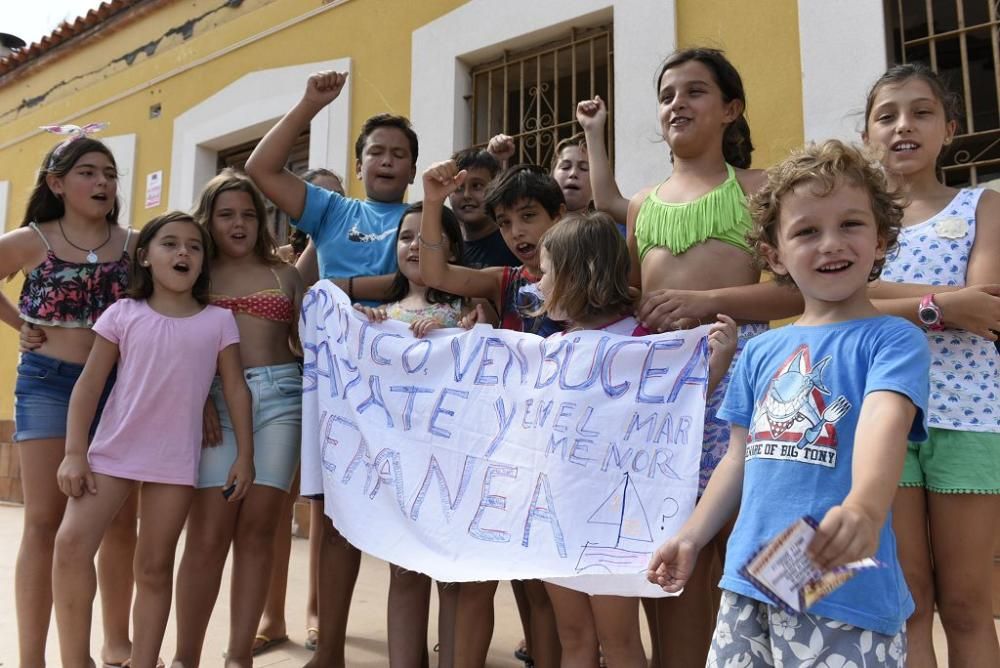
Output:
[13, 351, 114, 442]
[197, 363, 303, 492]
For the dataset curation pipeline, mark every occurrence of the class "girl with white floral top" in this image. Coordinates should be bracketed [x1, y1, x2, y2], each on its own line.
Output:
[865, 64, 1000, 667]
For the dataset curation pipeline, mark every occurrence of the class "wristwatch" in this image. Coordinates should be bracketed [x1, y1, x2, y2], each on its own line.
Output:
[918, 294, 944, 331]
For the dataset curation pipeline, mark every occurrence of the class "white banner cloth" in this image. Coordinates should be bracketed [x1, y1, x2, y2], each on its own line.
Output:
[300, 282, 710, 596]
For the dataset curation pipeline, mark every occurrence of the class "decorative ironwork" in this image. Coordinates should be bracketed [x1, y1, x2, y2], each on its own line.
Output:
[470, 24, 613, 169]
[886, 0, 1000, 186]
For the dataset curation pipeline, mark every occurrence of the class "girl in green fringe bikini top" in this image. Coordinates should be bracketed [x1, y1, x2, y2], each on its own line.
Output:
[634, 162, 752, 261]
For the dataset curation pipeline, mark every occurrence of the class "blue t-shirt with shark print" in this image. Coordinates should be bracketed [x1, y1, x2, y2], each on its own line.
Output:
[717, 315, 929, 635]
[293, 182, 408, 283]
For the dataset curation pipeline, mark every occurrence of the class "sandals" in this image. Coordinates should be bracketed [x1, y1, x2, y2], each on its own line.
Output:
[514, 639, 533, 666]
[102, 659, 165, 668]
[305, 626, 320, 651]
[251, 634, 289, 655]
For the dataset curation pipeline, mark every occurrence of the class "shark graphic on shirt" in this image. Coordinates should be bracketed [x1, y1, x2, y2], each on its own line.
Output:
[347, 226, 397, 244]
[745, 345, 851, 468]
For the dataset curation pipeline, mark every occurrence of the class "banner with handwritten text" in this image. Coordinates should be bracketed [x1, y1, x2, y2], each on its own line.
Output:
[300, 282, 709, 596]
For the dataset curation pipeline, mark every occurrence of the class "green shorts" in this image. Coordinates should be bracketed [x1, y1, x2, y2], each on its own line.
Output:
[900, 427, 1000, 494]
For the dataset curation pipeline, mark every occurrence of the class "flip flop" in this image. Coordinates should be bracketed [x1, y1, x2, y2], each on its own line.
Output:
[305, 626, 320, 651]
[102, 659, 165, 668]
[514, 639, 532, 663]
[251, 633, 289, 656]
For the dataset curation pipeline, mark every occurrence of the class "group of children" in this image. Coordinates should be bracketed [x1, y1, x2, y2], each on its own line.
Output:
[1, 44, 998, 668]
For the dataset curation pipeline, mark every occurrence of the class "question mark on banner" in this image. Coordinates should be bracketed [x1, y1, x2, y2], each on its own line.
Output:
[659, 497, 679, 530]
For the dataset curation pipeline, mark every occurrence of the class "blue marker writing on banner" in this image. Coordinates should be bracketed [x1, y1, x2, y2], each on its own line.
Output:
[468, 463, 517, 543]
[623, 412, 692, 445]
[522, 472, 566, 557]
[667, 336, 711, 402]
[637, 339, 686, 403]
[368, 448, 407, 513]
[484, 397, 517, 459]
[357, 375, 394, 428]
[371, 332, 405, 366]
[409, 454, 476, 521]
[389, 385, 434, 431]
[428, 388, 470, 438]
[557, 336, 608, 390]
[401, 339, 432, 374]
[451, 335, 485, 382]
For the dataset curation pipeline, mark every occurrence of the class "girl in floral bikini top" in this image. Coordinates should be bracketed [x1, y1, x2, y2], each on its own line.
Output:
[0, 133, 139, 666]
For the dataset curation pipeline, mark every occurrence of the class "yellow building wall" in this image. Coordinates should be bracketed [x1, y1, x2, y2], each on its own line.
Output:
[0, 0, 809, 419]
[0, 0, 466, 420]
[676, 0, 805, 170]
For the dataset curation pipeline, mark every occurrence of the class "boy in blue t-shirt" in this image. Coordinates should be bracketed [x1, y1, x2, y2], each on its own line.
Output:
[648, 140, 930, 666]
[245, 70, 417, 666]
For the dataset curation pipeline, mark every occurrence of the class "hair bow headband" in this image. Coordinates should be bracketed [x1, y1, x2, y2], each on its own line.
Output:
[40, 122, 109, 167]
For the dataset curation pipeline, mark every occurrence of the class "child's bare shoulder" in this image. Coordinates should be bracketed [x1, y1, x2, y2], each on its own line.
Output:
[734, 168, 766, 196]
[977, 187, 1000, 218]
[628, 187, 655, 214]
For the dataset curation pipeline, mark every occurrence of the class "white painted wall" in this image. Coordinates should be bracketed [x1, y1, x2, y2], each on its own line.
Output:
[410, 0, 675, 200]
[168, 58, 352, 210]
[798, 0, 888, 143]
[0, 181, 8, 231]
[103, 133, 136, 227]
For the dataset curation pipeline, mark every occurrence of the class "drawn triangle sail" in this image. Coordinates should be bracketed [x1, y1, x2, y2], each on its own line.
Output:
[618, 475, 653, 544]
[588, 474, 628, 526]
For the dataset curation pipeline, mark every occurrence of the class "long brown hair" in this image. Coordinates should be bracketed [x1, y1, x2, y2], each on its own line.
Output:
[657, 48, 754, 169]
[22, 137, 121, 227]
[192, 168, 279, 264]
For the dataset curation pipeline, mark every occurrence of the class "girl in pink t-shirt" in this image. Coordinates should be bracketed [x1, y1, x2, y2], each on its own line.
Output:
[50, 212, 254, 668]
[535, 211, 738, 668]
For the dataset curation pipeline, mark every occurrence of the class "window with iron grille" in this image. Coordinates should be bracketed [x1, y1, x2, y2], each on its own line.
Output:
[885, 0, 1000, 186]
[217, 131, 310, 244]
[469, 24, 613, 169]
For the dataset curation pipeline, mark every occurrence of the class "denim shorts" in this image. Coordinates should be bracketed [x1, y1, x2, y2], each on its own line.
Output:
[13, 351, 114, 442]
[197, 362, 302, 492]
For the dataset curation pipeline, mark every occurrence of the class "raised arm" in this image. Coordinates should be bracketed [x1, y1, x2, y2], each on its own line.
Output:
[625, 191, 647, 290]
[246, 71, 348, 220]
[808, 390, 915, 570]
[486, 134, 516, 169]
[420, 161, 504, 305]
[295, 240, 319, 287]
[577, 96, 629, 225]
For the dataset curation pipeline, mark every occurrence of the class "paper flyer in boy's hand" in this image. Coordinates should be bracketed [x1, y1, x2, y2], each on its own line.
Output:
[740, 517, 882, 613]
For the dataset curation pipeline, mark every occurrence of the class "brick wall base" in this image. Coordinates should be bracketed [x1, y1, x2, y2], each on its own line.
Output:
[0, 420, 22, 504]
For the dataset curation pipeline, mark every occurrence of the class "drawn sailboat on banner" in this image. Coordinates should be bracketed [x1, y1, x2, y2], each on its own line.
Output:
[575, 472, 655, 573]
